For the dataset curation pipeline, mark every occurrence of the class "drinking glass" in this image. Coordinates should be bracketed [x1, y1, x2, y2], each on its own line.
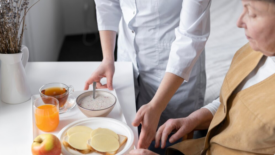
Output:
[33, 95, 59, 132]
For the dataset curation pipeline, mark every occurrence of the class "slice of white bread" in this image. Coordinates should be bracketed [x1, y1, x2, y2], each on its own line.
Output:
[87, 134, 128, 155]
[90, 134, 120, 152]
[105, 134, 128, 155]
[63, 135, 94, 154]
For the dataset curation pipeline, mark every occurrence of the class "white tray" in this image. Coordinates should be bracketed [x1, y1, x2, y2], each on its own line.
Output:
[31, 89, 127, 142]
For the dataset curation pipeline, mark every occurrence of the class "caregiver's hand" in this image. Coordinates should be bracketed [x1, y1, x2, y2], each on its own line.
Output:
[155, 117, 196, 149]
[132, 103, 162, 149]
[126, 149, 159, 155]
[84, 59, 115, 90]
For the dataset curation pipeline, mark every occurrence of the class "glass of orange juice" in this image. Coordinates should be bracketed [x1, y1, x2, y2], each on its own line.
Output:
[33, 96, 59, 132]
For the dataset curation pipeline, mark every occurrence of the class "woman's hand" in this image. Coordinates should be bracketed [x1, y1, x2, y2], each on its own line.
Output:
[132, 103, 162, 149]
[155, 117, 197, 149]
[84, 59, 115, 90]
[155, 108, 214, 149]
[127, 149, 159, 155]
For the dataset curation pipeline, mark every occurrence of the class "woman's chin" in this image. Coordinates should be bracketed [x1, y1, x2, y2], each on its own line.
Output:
[248, 42, 260, 52]
[250, 43, 275, 56]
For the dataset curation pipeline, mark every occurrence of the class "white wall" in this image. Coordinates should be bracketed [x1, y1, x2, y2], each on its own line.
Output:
[61, 0, 98, 35]
[23, 0, 64, 61]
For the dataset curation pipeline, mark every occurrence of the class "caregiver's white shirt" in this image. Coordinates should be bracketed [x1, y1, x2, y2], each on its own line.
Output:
[204, 56, 275, 115]
[94, 0, 211, 125]
[94, 0, 211, 81]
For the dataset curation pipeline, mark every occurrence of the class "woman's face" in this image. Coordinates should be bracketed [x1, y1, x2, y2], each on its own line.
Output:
[237, 0, 275, 56]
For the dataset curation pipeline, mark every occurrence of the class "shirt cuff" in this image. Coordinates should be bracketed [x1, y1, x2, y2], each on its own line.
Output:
[97, 25, 119, 33]
[166, 67, 189, 82]
[202, 98, 221, 115]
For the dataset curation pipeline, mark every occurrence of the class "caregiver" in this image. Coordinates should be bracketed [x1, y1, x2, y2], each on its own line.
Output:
[84, 0, 211, 151]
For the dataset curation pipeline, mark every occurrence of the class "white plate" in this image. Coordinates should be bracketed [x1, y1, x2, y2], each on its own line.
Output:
[58, 117, 134, 155]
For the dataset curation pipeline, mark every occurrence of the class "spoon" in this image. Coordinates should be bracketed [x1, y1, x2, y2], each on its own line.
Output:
[93, 82, 96, 99]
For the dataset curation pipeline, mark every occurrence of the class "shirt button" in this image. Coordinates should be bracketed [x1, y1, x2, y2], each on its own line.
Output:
[132, 31, 135, 33]
[133, 11, 136, 15]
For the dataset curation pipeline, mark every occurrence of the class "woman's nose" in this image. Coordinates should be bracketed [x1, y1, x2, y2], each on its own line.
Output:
[237, 12, 246, 29]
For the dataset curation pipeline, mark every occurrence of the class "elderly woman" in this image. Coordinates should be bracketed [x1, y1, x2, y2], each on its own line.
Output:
[127, 0, 275, 154]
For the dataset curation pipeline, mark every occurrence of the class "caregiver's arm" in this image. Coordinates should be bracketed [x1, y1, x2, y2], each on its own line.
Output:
[98, 31, 117, 63]
[84, 31, 117, 90]
[84, 0, 121, 90]
[132, 0, 211, 149]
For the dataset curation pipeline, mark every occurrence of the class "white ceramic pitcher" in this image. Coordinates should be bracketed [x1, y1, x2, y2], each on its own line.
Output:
[0, 45, 31, 104]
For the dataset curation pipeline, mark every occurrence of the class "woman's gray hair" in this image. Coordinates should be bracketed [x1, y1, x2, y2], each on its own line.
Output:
[258, 0, 275, 2]
[259, 0, 275, 5]
[263, 0, 275, 3]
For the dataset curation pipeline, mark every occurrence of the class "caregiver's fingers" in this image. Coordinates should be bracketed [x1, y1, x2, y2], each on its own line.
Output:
[106, 73, 114, 90]
[84, 77, 97, 90]
[138, 124, 155, 149]
[96, 81, 108, 89]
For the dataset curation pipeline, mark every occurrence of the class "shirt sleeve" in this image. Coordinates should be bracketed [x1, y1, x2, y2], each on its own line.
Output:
[166, 0, 211, 81]
[202, 97, 221, 115]
[94, 0, 122, 32]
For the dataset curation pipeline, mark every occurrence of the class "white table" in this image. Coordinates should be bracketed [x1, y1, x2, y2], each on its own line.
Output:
[0, 62, 138, 155]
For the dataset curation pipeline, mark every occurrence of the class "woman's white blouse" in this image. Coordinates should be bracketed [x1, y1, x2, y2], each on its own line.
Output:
[94, 0, 211, 81]
[204, 56, 275, 115]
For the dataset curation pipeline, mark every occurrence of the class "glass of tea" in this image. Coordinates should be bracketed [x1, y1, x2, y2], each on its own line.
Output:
[33, 95, 59, 132]
[39, 83, 74, 110]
